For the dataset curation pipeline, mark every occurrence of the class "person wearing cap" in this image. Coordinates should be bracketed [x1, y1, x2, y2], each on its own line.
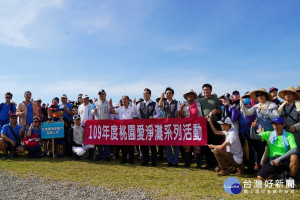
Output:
[240, 88, 279, 171]
[58, 94, 73, 157]
[91, 90, 114, 162]
[35, 98, 45, 122]
[278, 87, 300, 149]
[78, 94, 93, 126]
[207, 116, 243, 176]
[251, 117, 299, 181]
[112, 95, 137, 164]
[239, 91, 256, 173]
[179, 89, 203, 168]
[136, 88, 161, 167]
[199, 83, 222, 169]
[269, 87, 281, 106]
[0, 114, 26, 160]
[158, 87, 181, 167]
[70, 114, 95, 160]
[0, 92, 17, 129]
[231, 90, 241, 108]
[16, 91, 39, 129]
[24, 116, 42, 158]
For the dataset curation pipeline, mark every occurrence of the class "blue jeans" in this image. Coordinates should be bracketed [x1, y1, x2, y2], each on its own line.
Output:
[97, 145, 110, 159]
[165, 146, 179, 164]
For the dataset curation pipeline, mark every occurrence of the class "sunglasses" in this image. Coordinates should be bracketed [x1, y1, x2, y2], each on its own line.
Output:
[5, 96, 12, 99]
[256, 93, 265, 97]
[33, 121, 39, 123]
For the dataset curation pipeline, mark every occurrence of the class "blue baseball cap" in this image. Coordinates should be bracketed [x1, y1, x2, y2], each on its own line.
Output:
[272, 117, 285, 124]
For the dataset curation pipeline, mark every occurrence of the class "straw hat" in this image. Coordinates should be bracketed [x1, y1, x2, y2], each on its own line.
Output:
[296, 86, 300, 92]
[249, 88, 273, 101]
[278, 86, 299, 100]
[183, 89, 197, 100]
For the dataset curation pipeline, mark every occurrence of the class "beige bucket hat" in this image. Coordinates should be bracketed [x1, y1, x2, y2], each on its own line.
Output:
[278, 86, 299, 100]
[183, 89, 197, 100]
[249, 88, 273, 101]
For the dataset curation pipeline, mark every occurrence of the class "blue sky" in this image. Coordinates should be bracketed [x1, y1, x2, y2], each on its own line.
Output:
[0, 0, 299, 105]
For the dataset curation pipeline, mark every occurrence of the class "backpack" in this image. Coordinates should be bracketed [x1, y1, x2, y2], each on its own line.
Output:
[0, 103, 14, 113]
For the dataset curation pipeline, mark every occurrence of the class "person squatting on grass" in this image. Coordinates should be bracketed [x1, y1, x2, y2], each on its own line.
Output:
[70, 114, 95, 160]
[207, 116, 243, 176]
[0, 114, 26, 160]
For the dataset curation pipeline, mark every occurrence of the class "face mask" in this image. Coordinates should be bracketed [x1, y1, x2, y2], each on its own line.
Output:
[243, 98, 250, 105]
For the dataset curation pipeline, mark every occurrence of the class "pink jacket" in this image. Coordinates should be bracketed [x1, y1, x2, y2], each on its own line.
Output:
[16, 101, 39, 126]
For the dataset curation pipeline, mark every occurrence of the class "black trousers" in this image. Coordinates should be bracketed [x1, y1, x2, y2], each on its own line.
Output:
[202, 121, 222, 167]
[121, 145, 134, 162]
[141, 145, 157, 164]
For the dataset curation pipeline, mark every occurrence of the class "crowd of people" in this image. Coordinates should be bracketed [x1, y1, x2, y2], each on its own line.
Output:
[0, 84, 300, 182]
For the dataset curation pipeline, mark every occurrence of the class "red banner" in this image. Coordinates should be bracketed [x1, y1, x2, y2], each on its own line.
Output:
[84, 117, 207, 146]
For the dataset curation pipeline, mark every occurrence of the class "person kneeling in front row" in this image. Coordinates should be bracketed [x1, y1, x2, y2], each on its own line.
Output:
[207, 116, 243, 176]
[70, 115, 95, 160]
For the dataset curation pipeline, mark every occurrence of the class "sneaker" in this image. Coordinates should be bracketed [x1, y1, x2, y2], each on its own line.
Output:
[151, 162, 157, 167]
[2, 154, 8, 160]
[173, 163, 179, 168]
[254, 164, 260, 171]
[217, 169, 231, 176]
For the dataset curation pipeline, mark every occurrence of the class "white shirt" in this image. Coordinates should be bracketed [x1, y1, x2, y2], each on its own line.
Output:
[136, 100, 161, 119]
[116, 105, 136, 120]
[223, 127, 243, 164]
[78, 103, 93, 126]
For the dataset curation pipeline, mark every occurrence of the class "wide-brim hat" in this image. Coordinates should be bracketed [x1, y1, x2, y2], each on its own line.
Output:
[278, 86, 299, 100]
[183, 89, 197, 100]
[249, 88, 273, 101]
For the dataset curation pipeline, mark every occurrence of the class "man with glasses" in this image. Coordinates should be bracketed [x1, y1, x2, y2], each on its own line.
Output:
[158, 87, 180, 167]
[16, 91, 39, 129]
[0, 114, 26, 160]
[0, 92, 17, 131]
[136, 88, 161, 166]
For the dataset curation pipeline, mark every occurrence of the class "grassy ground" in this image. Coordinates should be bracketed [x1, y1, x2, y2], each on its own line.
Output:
[0, 156, 299, 200]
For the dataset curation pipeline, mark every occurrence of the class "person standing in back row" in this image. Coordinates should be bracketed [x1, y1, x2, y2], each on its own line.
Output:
[16, 91, 39, 129]
[159, 87, 181, 167]
[0, 92, 17, 131]
[136, 88, 161, 167]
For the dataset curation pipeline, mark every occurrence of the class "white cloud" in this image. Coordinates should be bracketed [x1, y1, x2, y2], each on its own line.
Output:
[0, 0, 63, 47]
